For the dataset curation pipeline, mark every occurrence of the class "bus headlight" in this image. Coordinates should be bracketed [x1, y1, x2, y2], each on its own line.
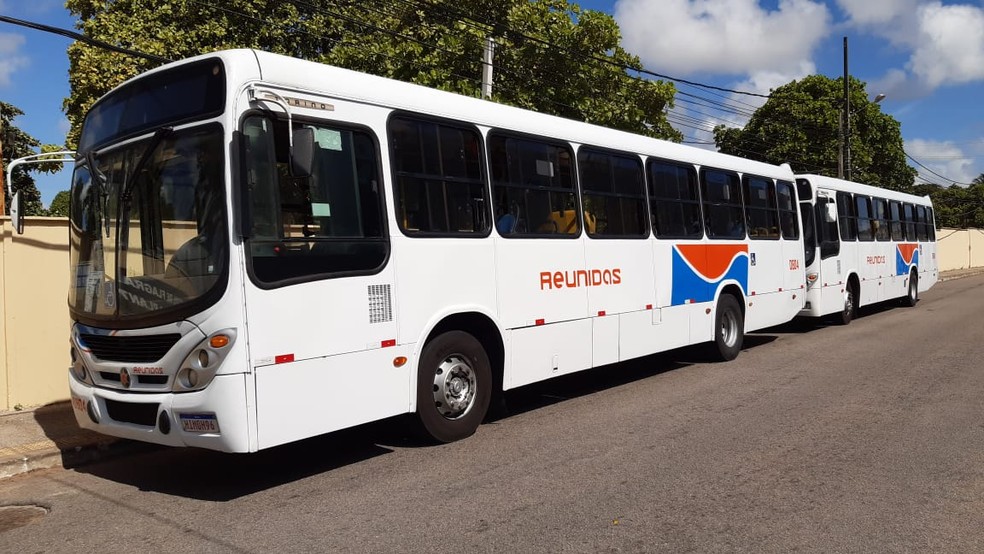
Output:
[172, 328, 237, 392]
[70, 347, 92, 384]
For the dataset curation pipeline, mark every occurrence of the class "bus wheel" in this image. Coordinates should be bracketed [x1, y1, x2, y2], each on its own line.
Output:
[838, 282, 856, 325]
[712, 294, 744, 362]
[903, 272, 918, 307]
[415, 331, 491, 443]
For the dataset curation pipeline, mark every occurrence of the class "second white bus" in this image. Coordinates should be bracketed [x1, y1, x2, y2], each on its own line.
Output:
[796, 174, 938, 324]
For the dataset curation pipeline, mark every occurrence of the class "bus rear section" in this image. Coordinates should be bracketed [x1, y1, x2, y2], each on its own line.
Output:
[796, 174, 938, 324]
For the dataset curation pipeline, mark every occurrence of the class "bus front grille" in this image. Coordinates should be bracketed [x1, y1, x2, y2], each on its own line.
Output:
[105, 400, 159, 427]
[79, 333, 181, 363]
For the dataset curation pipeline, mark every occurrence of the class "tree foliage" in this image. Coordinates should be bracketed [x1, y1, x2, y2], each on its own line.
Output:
[1, 102, 65, 216]
[714, 75, 915, 192]
[918, 180, 984, 229]
[65, 0, 679, 148]
[47, 190, 71, 217]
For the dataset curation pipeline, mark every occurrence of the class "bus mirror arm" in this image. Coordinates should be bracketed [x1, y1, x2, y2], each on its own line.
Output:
[291, 127, 315, 178]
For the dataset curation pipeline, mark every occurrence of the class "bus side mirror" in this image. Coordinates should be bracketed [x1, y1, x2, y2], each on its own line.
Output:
[824, 203, 838, 223]
[291, 127, 315, 178]
[9, 190, 24, 235]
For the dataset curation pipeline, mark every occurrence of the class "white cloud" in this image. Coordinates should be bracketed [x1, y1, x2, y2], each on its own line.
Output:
[909, 3, 984, 88]
[0, 33, 29, 88]
[840, 1, 984, 93]
[906, 138, 976, 185]
[615, 0, 831, 76]
[836, 0, 921, 43]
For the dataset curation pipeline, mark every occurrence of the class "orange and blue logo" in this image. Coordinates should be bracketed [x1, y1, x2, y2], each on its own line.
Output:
[896, 243, 919, 276]
[671, 244, 749, 305]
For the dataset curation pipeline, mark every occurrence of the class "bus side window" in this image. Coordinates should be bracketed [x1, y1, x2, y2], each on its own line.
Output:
[701, 168, 744, 239]
[855, 195, 874, 241]
[389, 116, 489, 236]
[889, 201, 903, 241]
[776, 180, 799, 239]
[903, 203, 916, 240]
[817, 196, 840, 259]
[916, 205, 929, 241]
[578, 147, 647, 238]
[836, 191, 857, 241]
[489, 133, 578, 237]
[743, 175, 779, 239]
[648, 159, 703, 239]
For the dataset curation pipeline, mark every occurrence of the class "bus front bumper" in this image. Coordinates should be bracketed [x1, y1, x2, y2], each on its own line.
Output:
[68, 372, 252, 453]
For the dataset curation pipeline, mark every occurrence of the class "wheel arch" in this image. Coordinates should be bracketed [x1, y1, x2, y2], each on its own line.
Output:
[412, 309, 505, 413]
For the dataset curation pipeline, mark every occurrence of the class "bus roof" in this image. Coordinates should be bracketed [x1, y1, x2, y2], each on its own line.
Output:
[121, 48, 796, 181]
[796, 173, 933, 206]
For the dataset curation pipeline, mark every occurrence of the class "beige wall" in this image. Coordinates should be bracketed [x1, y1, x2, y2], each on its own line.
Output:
[1, 217, 72, 411]
[1, 219, 983, 411]
[937, 228, 984, 271]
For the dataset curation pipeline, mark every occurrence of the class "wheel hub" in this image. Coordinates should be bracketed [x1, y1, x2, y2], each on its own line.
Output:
[432, 355, 477, 420]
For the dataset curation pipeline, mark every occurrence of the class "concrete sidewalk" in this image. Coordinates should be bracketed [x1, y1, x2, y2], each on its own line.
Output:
[2, 267, 983, 481]
[0, 401, 127, 479]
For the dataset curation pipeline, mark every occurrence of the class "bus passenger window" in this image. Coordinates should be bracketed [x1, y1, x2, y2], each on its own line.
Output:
[889, 201, 903, 241]
[578, 148, 647, 238]
[489, 133, 578, 237]
[743, 175, 779, 239]
[648, 160, 703, 239]
[389, 116, 489, 236]
[776, 180, 799, 239]
[701, 168, 744, 239]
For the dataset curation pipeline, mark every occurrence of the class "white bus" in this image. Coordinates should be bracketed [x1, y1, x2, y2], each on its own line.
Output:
[795, 174, 938, 324]
[66, 50, 805, 452]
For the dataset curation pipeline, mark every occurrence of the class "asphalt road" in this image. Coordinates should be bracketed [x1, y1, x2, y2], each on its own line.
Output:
[3, 274, 983, 553]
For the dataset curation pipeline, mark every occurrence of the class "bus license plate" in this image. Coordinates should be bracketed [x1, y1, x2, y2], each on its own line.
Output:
[180, 413, 219, 433]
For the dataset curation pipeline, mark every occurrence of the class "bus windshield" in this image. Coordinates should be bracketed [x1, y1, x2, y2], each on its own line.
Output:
[68, 125, 227, 324]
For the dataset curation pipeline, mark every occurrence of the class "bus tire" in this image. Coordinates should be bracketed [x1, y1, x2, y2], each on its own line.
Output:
[902, 271, 918, 307]
[837, 282, 856, 325]
[712, 294, 744, 362]
[415, 330, 491, 443]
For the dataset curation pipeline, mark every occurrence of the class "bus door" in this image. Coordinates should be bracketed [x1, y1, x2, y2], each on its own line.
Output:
[814, 190, 844, 315]
[239, 111, 403, 449]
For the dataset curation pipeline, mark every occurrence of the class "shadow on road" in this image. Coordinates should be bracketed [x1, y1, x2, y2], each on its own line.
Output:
[71, 420, 401, 501]
[67, 328, 790, 500]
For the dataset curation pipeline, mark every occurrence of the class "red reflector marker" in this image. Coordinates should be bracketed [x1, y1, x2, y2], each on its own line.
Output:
[598, 311, 606, 317]
[535, 319, 545, 326]
[381, 339, 396, 348]
[646, 304, 653, 310]
[275, 354, 294, 364]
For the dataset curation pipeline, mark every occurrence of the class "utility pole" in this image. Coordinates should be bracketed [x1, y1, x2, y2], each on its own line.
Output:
[843, 36, 851, 182]
[481, 37, 495, 100]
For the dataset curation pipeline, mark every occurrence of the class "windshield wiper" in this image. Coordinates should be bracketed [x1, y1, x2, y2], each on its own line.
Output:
[121, 127, 173, 204]
[85, 150, 111, 238]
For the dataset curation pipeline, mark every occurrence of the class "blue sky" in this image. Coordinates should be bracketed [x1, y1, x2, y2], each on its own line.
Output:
[1, 0, 982, 207]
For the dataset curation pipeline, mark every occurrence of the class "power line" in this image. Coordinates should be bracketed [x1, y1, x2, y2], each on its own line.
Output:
[0, 14, 171, 64]
[905, 151, 972, 186]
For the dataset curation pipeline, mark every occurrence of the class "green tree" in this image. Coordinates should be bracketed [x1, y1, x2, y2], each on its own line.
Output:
[714, 75, 915, 192]
[47, 190, 71, 217]
[1, 102, 65, 216]
[65, 0, 679, 148]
